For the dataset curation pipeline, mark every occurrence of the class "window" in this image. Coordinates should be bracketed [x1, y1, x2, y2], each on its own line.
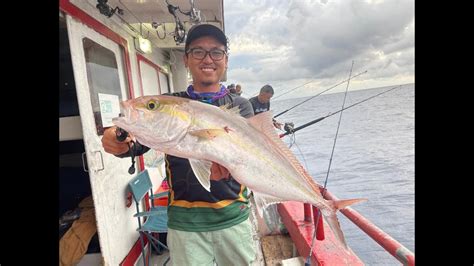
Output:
[83, 38, 124, 135]
[139, 60, 160, 95]
[158, 71, 170, 94]
[137, 54, 171, 95]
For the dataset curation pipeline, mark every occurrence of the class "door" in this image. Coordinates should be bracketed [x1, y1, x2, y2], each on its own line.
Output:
[66, 15, 139, 265]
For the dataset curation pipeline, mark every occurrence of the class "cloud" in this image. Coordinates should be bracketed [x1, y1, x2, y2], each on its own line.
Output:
[223, 0, 414, 98]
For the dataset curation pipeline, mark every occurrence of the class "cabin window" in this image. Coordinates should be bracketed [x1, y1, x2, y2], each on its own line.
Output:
[139, 60, 161, 95]
[158, 71, 170, 94]
[137, 54, 170, 95]
[82, 38, 124, 135]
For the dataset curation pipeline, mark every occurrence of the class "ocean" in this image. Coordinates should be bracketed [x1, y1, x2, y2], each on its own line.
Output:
[272, 83, 414, 265]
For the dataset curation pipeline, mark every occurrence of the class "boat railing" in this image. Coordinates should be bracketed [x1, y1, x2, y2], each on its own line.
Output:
[313, 190, 415, 265]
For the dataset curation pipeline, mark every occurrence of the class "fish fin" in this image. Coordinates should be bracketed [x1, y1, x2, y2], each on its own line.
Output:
[252, 191, 285, 217]
[219, 102, 232, 110]
[189, 129, 227, 140]
[247, 112, 322, 195]
[247, 111, 279, 137]
[219, 103, 241, 115]
[228, 106, 241, 115]
[188, 159, 212, 192]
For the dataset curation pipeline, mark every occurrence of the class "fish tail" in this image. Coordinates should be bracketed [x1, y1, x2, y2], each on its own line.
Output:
[324, 211, 350, 251]
[332, 198, 367, 210]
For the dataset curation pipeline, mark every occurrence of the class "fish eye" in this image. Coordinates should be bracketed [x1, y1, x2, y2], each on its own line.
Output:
[146, 100, 159, 110]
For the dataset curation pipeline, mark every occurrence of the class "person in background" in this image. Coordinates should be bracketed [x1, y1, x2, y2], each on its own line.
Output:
[227, 83, 236, 94]
[101, 24, 256, 266]
[235, 84, 243, 96]
[249, 84, 283, 129]
[248, 85, 273, 114]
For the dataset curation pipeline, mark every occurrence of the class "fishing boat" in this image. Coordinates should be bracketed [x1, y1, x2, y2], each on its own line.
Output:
[59, 0, 414, 265]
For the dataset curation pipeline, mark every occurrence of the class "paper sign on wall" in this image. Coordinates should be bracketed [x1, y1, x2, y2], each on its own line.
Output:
[98, 93, 121, 127]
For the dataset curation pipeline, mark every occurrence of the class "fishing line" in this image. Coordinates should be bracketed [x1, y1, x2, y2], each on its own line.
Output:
[294, 142, 310, 178]
[324, 61, 353, 199]
[305, 61, 355, 266]
[272, 79, 320, 100]
[279, 85, 402, 138]
[274, 70, 367, 119]
[287, 132, 311, 181]
[288, 131, 296, 148]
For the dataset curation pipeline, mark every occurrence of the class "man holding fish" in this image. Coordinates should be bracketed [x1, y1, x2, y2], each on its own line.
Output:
[102, 24, 257, 265]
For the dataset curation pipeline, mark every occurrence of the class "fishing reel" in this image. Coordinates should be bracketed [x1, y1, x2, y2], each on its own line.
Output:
[96, 0, 123, 18]
[116, 127, 136, 175]
[284, 122, 295, 134]
[167, 1, 186, 45]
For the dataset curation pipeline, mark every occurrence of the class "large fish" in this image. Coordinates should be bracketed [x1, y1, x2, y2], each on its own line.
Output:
[113, 95, 366, 250]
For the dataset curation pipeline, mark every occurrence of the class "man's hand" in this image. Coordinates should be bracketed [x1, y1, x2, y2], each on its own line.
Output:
[102, 126, 133, 155]
[210, 162, 230, 181]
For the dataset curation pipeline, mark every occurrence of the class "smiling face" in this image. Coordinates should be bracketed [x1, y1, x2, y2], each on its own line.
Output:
[184, 36, 228, 92]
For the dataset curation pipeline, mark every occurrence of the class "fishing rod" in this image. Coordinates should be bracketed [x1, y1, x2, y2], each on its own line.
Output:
[273, 70, 367, 119]
[279, 85, 401, 138]
[116, 127, 137, 174]
[305, 60, 354, 266]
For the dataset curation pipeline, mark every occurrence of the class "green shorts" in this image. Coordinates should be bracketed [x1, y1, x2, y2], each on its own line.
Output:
[167, 218, 256, 266]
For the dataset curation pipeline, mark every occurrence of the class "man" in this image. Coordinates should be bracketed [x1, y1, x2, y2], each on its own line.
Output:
[227, 83, 236, 93]
[249, 85, 282, 129]
[101, 24, 256, 265]
[249, 85, 273, 114]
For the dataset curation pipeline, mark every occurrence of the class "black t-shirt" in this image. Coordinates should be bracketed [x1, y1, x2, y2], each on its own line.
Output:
[249, 96, 270, 114]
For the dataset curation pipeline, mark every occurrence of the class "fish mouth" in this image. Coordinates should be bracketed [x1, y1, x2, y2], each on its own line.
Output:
[112, 102, 138, 128]
[111, 116, 129, 129]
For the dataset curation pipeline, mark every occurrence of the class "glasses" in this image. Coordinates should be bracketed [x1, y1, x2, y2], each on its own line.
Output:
[186, 48, 227, 61]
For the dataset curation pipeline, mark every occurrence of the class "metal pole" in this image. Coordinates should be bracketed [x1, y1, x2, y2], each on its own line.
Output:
[304, 203, 312, 222]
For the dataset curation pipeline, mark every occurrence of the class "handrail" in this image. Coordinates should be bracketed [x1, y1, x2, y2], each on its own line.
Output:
[322, 189, 415, 266]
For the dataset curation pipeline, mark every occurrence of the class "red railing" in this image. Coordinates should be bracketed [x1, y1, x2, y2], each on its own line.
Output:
[322, 190, 415, 265]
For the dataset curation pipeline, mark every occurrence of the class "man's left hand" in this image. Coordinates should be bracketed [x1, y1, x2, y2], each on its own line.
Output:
[210, 162, 230, 181]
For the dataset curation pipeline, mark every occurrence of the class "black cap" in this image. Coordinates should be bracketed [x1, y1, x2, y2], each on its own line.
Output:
[185, 24, 228, 52]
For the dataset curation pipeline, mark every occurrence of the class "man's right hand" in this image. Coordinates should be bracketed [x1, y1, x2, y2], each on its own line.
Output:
[102, 126, 133, 155]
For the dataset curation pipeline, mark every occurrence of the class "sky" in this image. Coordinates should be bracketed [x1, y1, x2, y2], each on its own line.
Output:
[222, 0, 414, 99]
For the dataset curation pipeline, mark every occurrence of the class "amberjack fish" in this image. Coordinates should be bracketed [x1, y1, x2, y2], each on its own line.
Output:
[113, 95, 366, 250]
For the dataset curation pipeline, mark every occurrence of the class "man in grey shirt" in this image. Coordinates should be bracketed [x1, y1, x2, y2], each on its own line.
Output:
[249, 84, 274, 114]
[249, 84, 283, 128]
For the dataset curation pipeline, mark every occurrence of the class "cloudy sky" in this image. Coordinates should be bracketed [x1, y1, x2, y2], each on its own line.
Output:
[222, 0, 414, 99]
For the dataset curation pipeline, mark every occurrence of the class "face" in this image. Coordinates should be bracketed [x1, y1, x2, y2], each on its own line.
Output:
[258, 92, 273, 103]
[236, 86, 241, 93]
[184, 36, 228, 91]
